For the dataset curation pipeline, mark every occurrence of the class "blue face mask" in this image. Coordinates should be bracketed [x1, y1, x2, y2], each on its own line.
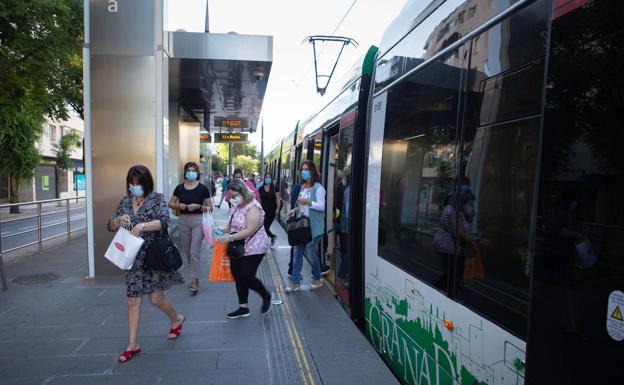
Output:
[301, 170, 311, 181]
[458, 184, 469, 193]
[265, 177, 272, 185]
[128, 184, 144, 197]
[185, 171, 198, 180]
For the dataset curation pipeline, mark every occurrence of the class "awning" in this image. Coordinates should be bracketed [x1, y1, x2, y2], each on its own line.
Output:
[167, 31, 273, 134]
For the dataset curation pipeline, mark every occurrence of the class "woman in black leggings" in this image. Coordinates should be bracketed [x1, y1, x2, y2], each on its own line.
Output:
[259, 172, 280, 245]
[215, 179, 272, 318]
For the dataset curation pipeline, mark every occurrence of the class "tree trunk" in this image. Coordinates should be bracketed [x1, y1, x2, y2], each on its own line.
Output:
[55, 165, 60, 199]
[9, 176, 20, 214]
[55, 165, 62, 207]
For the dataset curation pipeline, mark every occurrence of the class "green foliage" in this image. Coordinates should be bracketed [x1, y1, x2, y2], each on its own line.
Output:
[210, 154, 225, 174]
[217, 143, 258, 161]
[0, 0, 83, 205]
[0, 0, 84, 120]
[233, 155, 259, 175]
[0, 100, 44, 180]
[53, 131, 82, 171]
[217, 143, 259, 174]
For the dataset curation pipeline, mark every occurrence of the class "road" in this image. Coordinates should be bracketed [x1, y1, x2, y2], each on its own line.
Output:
[0, 207, 86, 253]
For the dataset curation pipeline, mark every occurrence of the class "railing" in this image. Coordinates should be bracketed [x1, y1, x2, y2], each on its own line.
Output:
[0, 197, 87, 291]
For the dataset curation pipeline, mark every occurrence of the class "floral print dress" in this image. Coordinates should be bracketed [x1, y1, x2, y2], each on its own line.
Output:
[107, 192, 184, 297]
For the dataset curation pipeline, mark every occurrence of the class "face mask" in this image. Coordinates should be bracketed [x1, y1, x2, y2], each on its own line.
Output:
[265, 178, 272, 185]
[231, 196, 243, 206]
[128, 184, 144, 197]
[301, 170, 311, 181]
[458, 184, 469, 193]
[185, 171, 198, 180]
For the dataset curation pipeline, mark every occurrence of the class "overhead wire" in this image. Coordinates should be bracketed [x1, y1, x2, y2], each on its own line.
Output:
[294, 0, 359, 88]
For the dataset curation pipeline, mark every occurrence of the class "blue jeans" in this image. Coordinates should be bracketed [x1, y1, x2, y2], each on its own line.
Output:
[292, 235, 322, 284]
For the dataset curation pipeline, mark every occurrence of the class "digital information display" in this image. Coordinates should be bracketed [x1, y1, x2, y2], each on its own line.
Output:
[214, 133, 248, 143]
[214, 117, 249, 129]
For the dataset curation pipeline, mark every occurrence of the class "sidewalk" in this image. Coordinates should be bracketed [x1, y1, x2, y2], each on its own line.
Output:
[0, 203, 399, 385]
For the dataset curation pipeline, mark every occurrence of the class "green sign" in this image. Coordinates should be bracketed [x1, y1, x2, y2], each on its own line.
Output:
[42, 175, 50, 191]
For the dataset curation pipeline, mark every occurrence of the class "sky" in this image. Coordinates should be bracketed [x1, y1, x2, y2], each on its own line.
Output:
[166, 0, 408, 152]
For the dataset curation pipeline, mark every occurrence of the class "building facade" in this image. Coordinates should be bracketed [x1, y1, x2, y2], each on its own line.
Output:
[0, 114, 85, 204]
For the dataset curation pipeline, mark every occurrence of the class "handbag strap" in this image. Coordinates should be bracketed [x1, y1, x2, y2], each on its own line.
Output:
[229, 206, 262, 243]
[229, 207, 239, 226]
[246, 223, 262, 243]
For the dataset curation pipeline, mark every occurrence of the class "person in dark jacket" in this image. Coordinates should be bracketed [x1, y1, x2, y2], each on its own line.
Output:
[259, 172, 280, 245]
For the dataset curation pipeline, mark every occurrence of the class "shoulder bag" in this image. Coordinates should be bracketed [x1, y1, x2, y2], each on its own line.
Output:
[145, 224, 182, 271]
[286, 197, 312, 246]
[226, 207, 262, 260]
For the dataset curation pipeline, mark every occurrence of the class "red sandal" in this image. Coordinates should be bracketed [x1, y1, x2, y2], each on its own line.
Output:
[167, 315, 185, 339]
[118, 348, 141, 363]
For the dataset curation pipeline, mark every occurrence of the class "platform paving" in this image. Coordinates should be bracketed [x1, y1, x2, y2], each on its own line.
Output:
[0, 201, 400, 385]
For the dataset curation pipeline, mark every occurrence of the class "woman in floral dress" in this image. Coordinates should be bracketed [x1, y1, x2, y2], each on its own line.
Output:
[107, 165, 185, 363]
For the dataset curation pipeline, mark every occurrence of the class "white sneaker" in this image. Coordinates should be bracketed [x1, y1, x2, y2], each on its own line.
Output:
[310, 280, 323, 290]
[285, 284, 301, 293]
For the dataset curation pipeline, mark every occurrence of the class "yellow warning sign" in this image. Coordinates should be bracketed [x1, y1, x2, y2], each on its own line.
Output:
[611, 306, 623, 321]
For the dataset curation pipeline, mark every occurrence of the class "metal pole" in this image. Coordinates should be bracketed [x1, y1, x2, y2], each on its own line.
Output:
[66, 198, 71, 240]
[0, 220, 7, 290]
[228, 142, 233, 176]
[260, 118, 264, 173]
[155, 0, 165, 194]
[83, 0, 95, 278]
[204, 0, 210, 33]
[37, 203, 43, 253]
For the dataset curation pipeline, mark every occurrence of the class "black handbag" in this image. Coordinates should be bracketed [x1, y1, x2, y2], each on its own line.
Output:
[145, 225, 182, 271]
[225, 208, 262, 260]
[286, 215, 312, 246]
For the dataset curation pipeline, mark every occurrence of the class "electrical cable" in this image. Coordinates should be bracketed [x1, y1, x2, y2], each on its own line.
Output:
[294, 0, 359, 88]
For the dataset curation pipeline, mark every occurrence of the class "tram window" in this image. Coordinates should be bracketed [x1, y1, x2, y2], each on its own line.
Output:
[374, 0, 530, 93]
[378, 53, 463, 291]
[478, 62, 544, 126]
[456, 2, 549, 336]
[312, 133, 323, 170]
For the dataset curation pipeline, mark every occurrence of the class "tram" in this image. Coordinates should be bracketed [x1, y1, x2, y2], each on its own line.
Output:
[266, 1, 623, 384]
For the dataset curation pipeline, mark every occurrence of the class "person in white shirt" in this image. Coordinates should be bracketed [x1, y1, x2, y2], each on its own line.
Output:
[286, 160, 326, 292]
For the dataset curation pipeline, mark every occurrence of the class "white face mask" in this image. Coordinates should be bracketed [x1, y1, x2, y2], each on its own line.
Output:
[231, 196, 243, 206]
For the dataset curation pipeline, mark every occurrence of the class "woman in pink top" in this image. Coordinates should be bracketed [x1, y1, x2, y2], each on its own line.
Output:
[224, 168, 260, 208]
[215, 179, 271, 318]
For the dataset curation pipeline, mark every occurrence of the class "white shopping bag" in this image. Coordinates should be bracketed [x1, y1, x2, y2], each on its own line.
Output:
[202, 212, 215, 247]
[104, 227, 144, 270]
[575, 239, 597, 269]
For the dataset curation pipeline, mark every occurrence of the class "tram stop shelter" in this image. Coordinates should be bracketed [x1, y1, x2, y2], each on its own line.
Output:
[85, 0, 272, 275]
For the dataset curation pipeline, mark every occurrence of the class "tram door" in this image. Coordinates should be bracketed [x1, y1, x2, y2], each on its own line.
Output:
[324, 133, 340, 288]
[334, 112, 356, 309]
[526, 2, 624, 383]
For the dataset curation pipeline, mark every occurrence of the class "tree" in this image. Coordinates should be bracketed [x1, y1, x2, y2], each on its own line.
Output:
[0, 0, 83, 212]
[217, 143, 259, 174]
[233, 155, 259, 175]
[52, 131, 82, 199]
[210, 154, 225, 174]
[0, 101, 44, 213]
